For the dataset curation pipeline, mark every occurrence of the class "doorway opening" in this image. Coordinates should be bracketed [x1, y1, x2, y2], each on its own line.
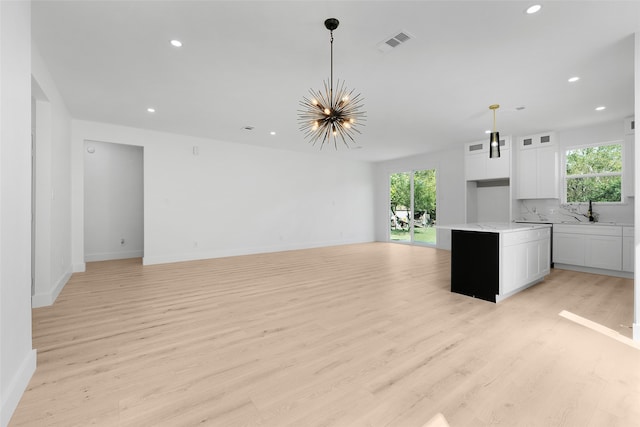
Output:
[83, 140, 144, 262]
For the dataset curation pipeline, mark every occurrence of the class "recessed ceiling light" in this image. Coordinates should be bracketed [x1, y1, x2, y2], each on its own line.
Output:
[270, 131, 276, 136]
[595, 106, 606, 111]
[484, 130, 491, 134]
[568, 76, 580, 83]
[170, 39, 182, 48]
[526, 4, 542, 14]
[147, 107, 156, 113]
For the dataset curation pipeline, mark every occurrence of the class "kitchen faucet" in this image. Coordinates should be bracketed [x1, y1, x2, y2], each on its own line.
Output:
[588, 200, 595, 222]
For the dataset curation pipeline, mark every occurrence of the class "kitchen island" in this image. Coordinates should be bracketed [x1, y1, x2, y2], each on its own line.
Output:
[441, 222, 552, 302]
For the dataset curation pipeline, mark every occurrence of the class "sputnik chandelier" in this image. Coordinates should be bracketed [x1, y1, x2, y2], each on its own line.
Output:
[298, 18, 366, 149]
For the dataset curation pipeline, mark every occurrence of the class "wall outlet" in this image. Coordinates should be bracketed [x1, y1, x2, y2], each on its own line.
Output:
[120, 238, 125, 245]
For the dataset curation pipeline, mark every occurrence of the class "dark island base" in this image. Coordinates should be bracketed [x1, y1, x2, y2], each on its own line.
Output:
[451, 230, 499, 303]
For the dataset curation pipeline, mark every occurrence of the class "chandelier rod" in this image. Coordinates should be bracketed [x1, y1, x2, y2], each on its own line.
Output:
[329, 28, 334, 106]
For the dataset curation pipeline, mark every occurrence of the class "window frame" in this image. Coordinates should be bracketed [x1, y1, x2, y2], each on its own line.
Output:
[561, 140, 625, 205]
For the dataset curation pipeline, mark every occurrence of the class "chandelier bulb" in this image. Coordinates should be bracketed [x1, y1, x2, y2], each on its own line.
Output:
[324, 108, 330, 115]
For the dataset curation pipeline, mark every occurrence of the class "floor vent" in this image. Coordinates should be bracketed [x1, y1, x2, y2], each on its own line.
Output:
[377, 31, 413, 52]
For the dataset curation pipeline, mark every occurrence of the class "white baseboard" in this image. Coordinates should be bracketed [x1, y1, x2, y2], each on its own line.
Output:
[142, 247, 294, 265]
[553, 263, 634, 279]
[1, 349, 36, 427]
[143, 239, 372, 266]
[32, 269, 72, 308]
[73, 262, 86, 273]
[84, 250, 143, 262]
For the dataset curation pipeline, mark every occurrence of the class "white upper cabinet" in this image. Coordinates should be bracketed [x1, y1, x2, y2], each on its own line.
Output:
[516, 132, 559, 199]
[465, 136, 511, 181]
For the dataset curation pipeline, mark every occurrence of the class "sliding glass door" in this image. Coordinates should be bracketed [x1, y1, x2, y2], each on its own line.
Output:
[389, 169, 436, 245]
[390, 172, 412, 242]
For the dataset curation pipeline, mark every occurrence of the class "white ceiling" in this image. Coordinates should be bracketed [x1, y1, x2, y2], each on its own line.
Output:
[31, 1, 639, 162]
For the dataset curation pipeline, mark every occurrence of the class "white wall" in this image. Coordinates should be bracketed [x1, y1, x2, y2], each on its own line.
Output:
[84, 141, 143, 261]
[558, 120, 626, 149]
[476, 185, 510, 223]
[31, 45, 72, 307]
[373, 146, 466, 250]
[71, 120, 375, 267]
[0, 2, 37, 426]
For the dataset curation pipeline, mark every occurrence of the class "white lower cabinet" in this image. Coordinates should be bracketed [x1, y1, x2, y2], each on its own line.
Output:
[502, 227, 550, 297]
[553, 232, 586, 265]
[586, 235, 622, 270]
[553, 224, 623, 271]
[502, 244, 527, 295]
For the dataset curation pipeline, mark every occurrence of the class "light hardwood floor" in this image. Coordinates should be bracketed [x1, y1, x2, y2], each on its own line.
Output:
[10, 243, 639, 426]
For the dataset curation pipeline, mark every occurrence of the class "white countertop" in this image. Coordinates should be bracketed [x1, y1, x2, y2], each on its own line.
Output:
[437, 222, 552, 233]
[516, 220, 633, 227]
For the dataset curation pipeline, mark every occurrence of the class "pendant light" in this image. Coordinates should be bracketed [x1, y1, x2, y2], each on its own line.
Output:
[489, 104, 500, 158]
[298, 18, 366, 149]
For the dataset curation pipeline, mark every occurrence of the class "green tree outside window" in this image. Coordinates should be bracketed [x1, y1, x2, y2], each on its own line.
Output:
[565, 144, 622, 203]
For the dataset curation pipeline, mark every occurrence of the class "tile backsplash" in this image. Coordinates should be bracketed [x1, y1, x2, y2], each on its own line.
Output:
[517, 199, 634, 224]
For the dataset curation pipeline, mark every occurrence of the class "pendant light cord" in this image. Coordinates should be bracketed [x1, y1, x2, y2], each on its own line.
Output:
[493, 108, 496, 132]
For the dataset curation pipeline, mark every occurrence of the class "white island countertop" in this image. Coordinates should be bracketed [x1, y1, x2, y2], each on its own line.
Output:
[437, 222, 552, 234]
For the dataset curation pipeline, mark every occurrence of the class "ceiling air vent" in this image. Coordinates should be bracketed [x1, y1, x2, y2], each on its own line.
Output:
[377, 30, 413, 52]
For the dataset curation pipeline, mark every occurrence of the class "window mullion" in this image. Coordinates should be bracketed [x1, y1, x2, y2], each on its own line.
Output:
[566, 172, 622, 179]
